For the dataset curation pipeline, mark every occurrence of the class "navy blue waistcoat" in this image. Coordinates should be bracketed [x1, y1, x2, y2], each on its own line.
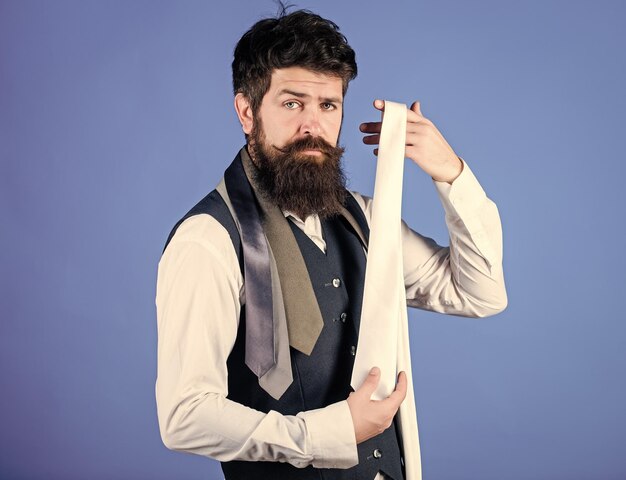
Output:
[164, 189, 405, 480]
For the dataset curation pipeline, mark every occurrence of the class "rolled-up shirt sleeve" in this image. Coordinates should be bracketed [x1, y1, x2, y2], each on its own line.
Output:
[351, 158, 507, 318]
[155, 215, 358, 468]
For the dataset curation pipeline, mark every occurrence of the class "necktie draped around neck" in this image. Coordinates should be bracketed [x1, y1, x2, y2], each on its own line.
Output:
[219, 148, 369, 400]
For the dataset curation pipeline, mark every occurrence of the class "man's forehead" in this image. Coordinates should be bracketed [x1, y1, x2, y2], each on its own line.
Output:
[268, 67, 343, 98]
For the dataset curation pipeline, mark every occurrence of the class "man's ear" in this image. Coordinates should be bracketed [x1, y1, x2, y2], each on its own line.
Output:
[234, 93, 254, 135]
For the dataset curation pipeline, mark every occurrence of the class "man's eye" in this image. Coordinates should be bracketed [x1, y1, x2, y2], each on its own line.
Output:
[284, 101, 299, 109]
[321, 103, 335, 110]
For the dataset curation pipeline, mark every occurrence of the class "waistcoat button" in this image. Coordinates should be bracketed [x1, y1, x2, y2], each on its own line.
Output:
[350, 345, 356, 356]
[373, 448, 382, 459]
[332, 278, 341, 288]
[340, 312, 348, 322]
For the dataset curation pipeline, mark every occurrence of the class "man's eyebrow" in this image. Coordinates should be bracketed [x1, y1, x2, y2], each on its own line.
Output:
[277, 89, 342, 104]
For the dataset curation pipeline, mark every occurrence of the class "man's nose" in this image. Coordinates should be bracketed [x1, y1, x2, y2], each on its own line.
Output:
[299, 109, 322, 137]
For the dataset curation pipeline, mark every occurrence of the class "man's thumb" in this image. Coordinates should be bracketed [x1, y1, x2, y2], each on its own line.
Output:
[360, 367, 381, 396]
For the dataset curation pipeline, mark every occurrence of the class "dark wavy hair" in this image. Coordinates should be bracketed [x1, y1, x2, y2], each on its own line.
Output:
[232, 6, 358, 114]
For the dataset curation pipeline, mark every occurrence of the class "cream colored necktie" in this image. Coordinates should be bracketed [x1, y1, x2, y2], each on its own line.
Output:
[351, 101, 422, 480]
[351, 100, 407, 398]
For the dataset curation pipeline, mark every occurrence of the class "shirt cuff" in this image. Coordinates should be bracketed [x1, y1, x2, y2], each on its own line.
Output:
[432, 157, 488, 222]
[297, 400, 358, 469]
[432, 157, 498, 268]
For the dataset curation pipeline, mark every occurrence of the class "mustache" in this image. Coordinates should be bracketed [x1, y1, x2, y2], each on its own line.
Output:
[273, 136, 344, 157]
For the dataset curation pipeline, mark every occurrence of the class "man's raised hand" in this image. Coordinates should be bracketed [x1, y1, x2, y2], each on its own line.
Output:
[360, 99, 463, 184]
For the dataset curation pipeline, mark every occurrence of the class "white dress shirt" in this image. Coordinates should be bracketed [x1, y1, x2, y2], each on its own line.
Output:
[155, 158, 507, 476]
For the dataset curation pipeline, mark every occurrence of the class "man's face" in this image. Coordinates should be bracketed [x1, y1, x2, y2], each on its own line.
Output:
[252, 66, 344, 158]
[243, 67, 349, 220]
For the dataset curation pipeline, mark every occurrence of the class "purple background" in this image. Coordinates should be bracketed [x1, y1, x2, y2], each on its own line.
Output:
[2, 1, 625, 479]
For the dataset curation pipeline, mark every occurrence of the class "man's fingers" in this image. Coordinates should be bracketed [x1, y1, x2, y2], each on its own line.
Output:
[387, 371, 408, 405]
[359, 122, 381, 133]
[358, 100, 384, 134]
[410, 100, 422, 116]
[358, 366, 381, 397]
[407, 107, 431, 125]
[361, 103, 430, 138]
[362, 134, 380, 145]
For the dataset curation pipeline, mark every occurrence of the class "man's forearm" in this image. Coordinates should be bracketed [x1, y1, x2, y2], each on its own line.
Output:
[156, 386, 358, 468]
[403, 158, 507, 316]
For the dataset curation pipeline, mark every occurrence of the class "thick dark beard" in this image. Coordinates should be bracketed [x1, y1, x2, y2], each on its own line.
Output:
[248, 118, 348, 220]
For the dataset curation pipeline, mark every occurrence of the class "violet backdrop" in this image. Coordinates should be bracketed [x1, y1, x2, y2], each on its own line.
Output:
[1, 1, 625, 479]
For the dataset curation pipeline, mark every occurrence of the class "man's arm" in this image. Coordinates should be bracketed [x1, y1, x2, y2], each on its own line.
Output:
[351, 158, 507, 317]
[407, 157, 507, 316]
[155, 215, 357, 468]
[358, 99, 507, 316]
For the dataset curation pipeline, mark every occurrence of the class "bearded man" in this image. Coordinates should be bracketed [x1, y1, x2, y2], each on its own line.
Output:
[155, 7, 507, 480]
